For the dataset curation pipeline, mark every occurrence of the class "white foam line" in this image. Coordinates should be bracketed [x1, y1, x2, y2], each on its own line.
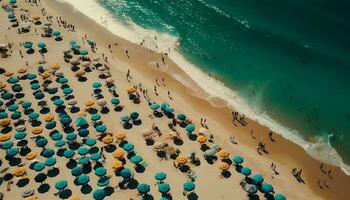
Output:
[58, 0, 350, 175]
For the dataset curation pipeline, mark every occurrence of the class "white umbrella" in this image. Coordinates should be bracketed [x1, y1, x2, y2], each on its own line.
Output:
[81, 61, 91, 67]
[67, 99, 77, 106]
[105, 78, 114, 83]
[96, 99, 107, 106]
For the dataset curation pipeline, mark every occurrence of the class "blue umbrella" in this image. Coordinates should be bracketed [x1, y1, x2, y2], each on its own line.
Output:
[185, 124, 195, 133]
[155, 172, 167, 181]
[240, 167, 251, 176]
[27, 73, 37, 80]
[90, 153, 101, 161]
[41, 148, 55, 158]
[95, 167, 106, 177]
[261, 184, 273, 193]
[120, 168, 132, 179]
[45, 121, 56, 129]
[58, 77, 68, 84]
[45, 157, 57, 166]
[22, 101, 32, 109]
[11, 111, 21, 119]
[274, 194, 286, 200]
[29, 112, 39, 119]
[111, 98, 120, 105]
[15, 131, 26, 139]
[6, 147, 19, 157]
[52, 31, 61, 37]
[71, 166, 83, 176]
[7, 77, 18, 84]
[252, 174, 264, 185]
[120, 115, 129, 122]
[92, 82, 102, 88]
[233, 155, 244, 165]
[176, 114, 186, 120]
[91, 114, 101, 121]
[79, 50, 88, 55]
[63, 149, 75, 158]
[85, 138, 96, 146]
[130, 112, 139, 120]
[76, 117, 87, 127]
[11, 85, 22, 92]
[23, 42, 32, 49]
[150, 103, 160, 110]
[78, 147, 89, 155]
[122, 143, 134, 152]
[51, 132, 63, 141]
[93, 189, 105, 200]
[95, 125, 106, 133]
[78, 157, 89, 165]
[34, 92, 44, 99]
[78, 129, 89, 137]
[0, 112, 7, 119]
[183, 181, 195, 192]
[53, 99, 64, 106]
[77, 174, 90, 185]
[55, 180, 67, 190]
[2, 93, 14, 100]
[8, 104, 18, 111]
[158, 183, 170, 193]
[66, 133, 77, 141]
[31, 83, 40, 90]
[63, 87, 73, 95]
[130, 155, 142, 164]
[1, 141, 13, 149]
[37, 42, 46, 48]
[137, 183, 150, 194]
[36, 138, 48, 147]
[55, 140, 66, 147]
[247, 185, 258, 194]
[34, 162, 45, 171]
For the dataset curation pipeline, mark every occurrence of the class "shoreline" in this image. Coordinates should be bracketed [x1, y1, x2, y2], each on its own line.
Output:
[55, 0, 350, 175]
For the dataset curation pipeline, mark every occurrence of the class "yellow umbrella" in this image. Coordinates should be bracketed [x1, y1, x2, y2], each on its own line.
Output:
[196, 135, 206, 143]
[40, 72, 50, 79]
[127, 86, 136, 93]
[113, 149, 124, 159]
[0, 134, 11, 142]
[176, 155, 188, 164]
[218, 162, 230, 171]
[76, 69, 85, 76]
[32, 127, 43, 134]
[102, 135, 113, 144]
[25, 196, 38, 200]
[219, 149, 230, 158]
[68, 196, 80, 200]
[32, 16, 40, 20]
[111, 160, 123, 169]
[4, 71, 13, 76]
[84, 99, 94, 107]
[17, 67, 27, 74]
[51, 63, 60, 70]
[77, 111, 86, 116]
[0, 118, 10, 126]
[115, 132, 126, 140]
[25, 152, 37, 160]
[43, 114, 54, 122]
[0, 82, 6, 89]
[13, 166, 26, 177]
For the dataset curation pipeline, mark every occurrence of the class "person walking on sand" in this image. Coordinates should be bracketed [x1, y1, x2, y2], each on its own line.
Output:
[154, 85, 158, 96]
[126, 69, 132, 82]
[162, 77, 166, 86]
[19, 50, 23, 58]
[126, 49, 130, 58]
[167, 91, 172, 100]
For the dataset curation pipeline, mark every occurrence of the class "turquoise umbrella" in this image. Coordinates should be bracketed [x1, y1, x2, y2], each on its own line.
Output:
[90, 153, 101, 161]
[53, 99, 64, 106]
[8, 13, 15, 19]
[7, 77, 18, 84]
[274, 194, 286, 200]
[78, 129, 89, 137]
[7, 147, 19, 157]
[12, 85, 22, 92]
[48, 87, 58, 94]
[1, 141, 13, 149]
[77, 174, 90, 185]
[66, 133, 77, 141]
[31, 83, 40, 90]
[97, 178, 110, 187]
[63, 149, 75, 158]
[95, 125, 106, 133]
[23, 42, 32, 49]
[183, 181, 195, 192]
[71, 166, 83, 176]
[91, 114, 101, 121]
[252, 174, 264, 184]
[52, 31, 61, 37]
[85, 138, 96, 146]
[130, 112, 139, 120]
[0, 112, 7, 119]
[29, 112, 39, 119]
[233, 155, 244, 165]
[123, 143, 134, 152]
[45, 121, 56, 129]
[130, 155, 142, 164]
[161, 103, 169, 110]
[111, 98, 120, 105]
[2, 93, 14, 100]
[34, 162, 45, 171]
[120, 168, 132, 179]
[87, 39, 95, 46]
[45, 157, 57, 166]
[120, 115, 129, 122]
[8, 104, 18, 111]
[34, 92, 44, 99]
[51, 132, 63, 141]
[55, 140, 66, 147]
[37, 42, 46, 48]
[155, 172, 166, 181]
[63, 87, 73, 95]
[9, 0, 17, 3]
[185, 124, 195, 133]
[69, 40, 77, 45]
[41, 148, 54, 158]
[177, 114, 186, 120]
[36, 138, 48, 147]
[165, 107, 174, 113]
[92, 82, 102, 88]
[158, 183, 170, 193]
[261, 184, 273, 193]
[22, 101, 32, 109]
[27, 73, 37, 79]
[76, 117, 87, 127]
[137, 183, 150, 194]
[95, 167, 106, 177]
[240, 167, 251, 176]
[78, 157, 89, 165]
[72, 44, 81, 49]
[93, 189, 105, 200]
[15, 131, 26, 140]
[58, 77, 68, 84]
[11, 111, 21, 119]
[55, 180, 67, 190]
[78, 147, 89, 156]
[61, 117, 72, 124]
[79, 50, 88, 55]
[150, 103, 160, 110]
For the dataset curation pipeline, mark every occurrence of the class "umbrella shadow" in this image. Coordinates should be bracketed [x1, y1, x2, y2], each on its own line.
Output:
[135, 165, 145, 173]
[104, 186, 115, 196]
[154, 112, 164, 118]
[59, 189, 72, 199]
[31, 120, 42, 127]
[105, 144, 116, 153]
[127, 179, 139, 189]
[78, 76, 87, 82]
[179, 165, 190, 173]
[66, 159, 77, 169]
[81, 184, 92, 194]
[221, 170, 232, 178]
[248, 194, 260, 200]
[162, 194, 173, 200]
[68, 142, 80, 150]
[16, 178, 30, 187]
[40, 107, 50, 114]
[132, 119, 142, 126]
[173, 138, 183, 146]
[34, 173, 47, 183]
[63, 126, 75, 133]
[15, 93, 25, 99]
[3, 173, 13, 181]
[1, 127, 12, 134]
[122, 122, 133, 130]
[145, 138, 154, 146]
[26, 49, 35, 54]
[82, 164, 92, 174]
[187, 192, 199, 200]
[88, 147, 99, 154]
[24, 108, 34, 115]
[114, 106, 123, 112]
[57, 149, 66, 157]
[143, 194, 154, 200]
[38, 183, 50, 193]
[70, 107, 80, 113]
[47, 168, 60, 177]
[100, 107, 110, 114]
[189, 134, 198, 141]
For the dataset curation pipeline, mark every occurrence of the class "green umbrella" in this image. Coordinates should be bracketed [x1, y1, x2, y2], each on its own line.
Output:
[183, 181, 195, 192]
[7, 77, 19, 84]
[76, 117, 87, 127]
[165, 107, 174, 113]
[9, 0, 17, 4]
[122, 143, 134, 152]
[158, 183, 170, 193]
[45, 157, 57, 166]
[72, 44, 81, 49]
[95, 125, 106, 132]
[2, 93, 14, 100]
[137, 183, 150, 194]
[111, 98, 120, 105]
[48, 87, 58, 94]
[150, 103, 160, 110]
[177, 114, 186, 120]
[6, 147, 19, 157]
[85, 138, 96, 146]
[0, 112, 7, 119]
[79, 50, 88, 55]
[274, 194, 286, 200]
[95, 167, 106, 177]
[92, 82, 102, 88]
[1, 141, 13, 149]
[63, 87, 73, 95]
[51, 132, 63, 141]
[69, 40, 77, 45]
[53, 99, 64, 106]
[120, 168, 132, 179]
[261, 184, 273, 193]
[185, 124, 195, 133]
[55, 140, 66, 147]
[27, 73, 37, 80]
[130, 155, 142, 164]
[55, 180, 67, 190]
[91, 114, 101, 121]
[52, 31, 61, 37]
[29, 112, 39, 119]
[120, 115, 129, 122]
[22, 101, 32, 109]
[161, 103, 169, 110]
[11, 111, 21, 119]
[66, 133, 77, 141]
[45, 121, 56, 129]
[15, 131, 26, 140]
[78, 147, 89, 155]
[12, 85, 22, 92]
[252, 174, 264, 184]
[8, 104, 18, 111]
[37, 42, 46, 48]
[77, 174, 90, 185]
[8, 13, 16, 19]
[23, 42, 32, 49]
[154, 172, 166, 181]
[34, 92, 44, 99]
[41, 148, 55, 158]
[240, 167, 251, 176]
[233, 155, 244, 164]
[61, 117, 72, 124]
[97, 178, 110, 187]
[31, 83, 40, 90]
[93, 189, 105, 200]
[58, 77, 68, 84]
[36, 138, 48, 147]
[90, 153, 101, 161]
[34, 162, 45, 171]
[63, 149, 75, 158]
[71, 166, 82, 176]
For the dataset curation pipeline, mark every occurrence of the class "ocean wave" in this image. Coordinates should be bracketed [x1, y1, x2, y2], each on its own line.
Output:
[59, 0, 350, 175]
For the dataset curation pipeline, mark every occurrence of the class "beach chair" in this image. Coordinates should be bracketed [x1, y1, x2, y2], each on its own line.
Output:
[139, 160, 148, 168]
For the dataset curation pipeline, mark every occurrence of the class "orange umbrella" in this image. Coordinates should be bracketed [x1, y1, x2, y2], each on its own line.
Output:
[218, 161, 230, 171]
[4, 71, 13, 76]
[32, 16, 40, 20]
[43, 114, 54, 122]
[77, 111, 87, 116]
[32, 127, 43, 134]
[13, 166, 26, 177]
[0, 82, 6, 89]
[127, 86, 136, 93]
[111, 160, 123, 169]
[115, 132, 126, 140]
[84, 99, 94, 107]
[17, 67, 27, 74]
[0, 118, 10, 126]
[25, 152, 37, 160]
[102, 135, 113, 144]
[68, 197, 80, 200]
[76, 69, 85, 76]
[219, 149, 230, 158]
[196, 135, 206, 143]
[51, 63, 60, 70]
[0, 134, 11, 142]
[40, 72, 50, 79]
[25, 196, 38, 200]
[176, 155, 188, 164]
[113, 149, 124, 159]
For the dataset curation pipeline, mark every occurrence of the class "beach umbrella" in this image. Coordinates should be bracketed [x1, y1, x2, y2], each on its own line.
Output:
[27, 73, 37, 80]
[78, 128, 89, 137]
[2, 92, 14, 100]
[25, 152, 37, 160]
[15, 131, 26, 140]
[8, 13, 16, 19]
[130, 155, 142, 164]
[176, 155, 188, 165]
[90, 153, 101, 161]
[274, 194, 286, 200]
[161, 103, 169, 110]
[22, 101, 32, 109]
[7, 77, 19, 84]
[0, 112, 8, 119]
[17, 67, 27, 74]
[185, 124, 195, 133]
[76, 117, 87, 127]
[150, 103, 160, 110]
[123, 143, 134, 152]
[51, 132, 63, 141]
[120, 168, 132, 179]
[233, 155, 244, 165]
[35, 137, 48, 147]
[102, 135, 113, 144]
[85, 138, 96, 146]
[137, 183, 150, 194]
[165, 107, 174, 113]
[52, 31, 61, 37]
[1, 141, 13, 149]
[130, 112, 139, 120]
[8, 104, 18, 111]
[85, 99, 94, 107]
[0, 134, 10, 142]
[66, 133, 77, 141]
[113, 149, 124, 159]
[176, 114, 186, 120]
[78, 157, 89, 165]
[91, 114, 101, 121]
[70, 40, 77, 45]
[53, 99, 64, 106]
[95, 167, 106, 177]
[247, 185, 258, 194]
[79, 50, 88, 55]
[240, 167, 251, 176]
[58, 77, 68, 84]
[218, 162, 230, 171]
[219, 149, 230, 159]
[261, 184, 273, 193]
[120, 115, 129, 122]
[71, 166, 82, 176]
[183, 181, 195, 192]
[31, 83, 40, 90]
[197, 135, 206, 143]
[111, 160, 123, 169]
[155, 172, 167, 181]
[96, 99, 106, 107]
[64, 149, 75, 158]
[0, 118, 10, 126]
[87, 39, 95, 45]
[45, 121, 56, 129]
[48, 87, 58, 94]
[67, 99, 77, 106]
[34, 92, 44, 99]
[34, 162, 45, 172]
[63, 87, 73, 95]
[13, 166, 26, 177]
[4, 71, 13, 76]
[72, 44, 81, 50]
[37, 42, 46, 48]
[55, 140, 66, 147]
[12, 85, 22, 92]
[158, 183, 170, 194]
[92, 82, 102, 88]
[23, 42, 33, 49]
[252, 174, 264, 185]
[45, 157, 57, 167]
[11, 111, 21, 120]
[115, 132, 126, 140]
[111, 98, 120, 105]
[29, 112, 39, 120]
[0, 82, 6, 89]
[76, 147, 88, 156]
[77, 174, 90, 185]
[41, 148, 55, 158]
[93, 189, 105, 200]
[7, 147, 19, 157]
[61, 117, 72, 124]
[95, 125, 106, 133]
[55, 180, 67, 190]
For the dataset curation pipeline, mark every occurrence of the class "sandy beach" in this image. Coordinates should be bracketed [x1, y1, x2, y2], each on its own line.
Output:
[0, 0, 349, 200]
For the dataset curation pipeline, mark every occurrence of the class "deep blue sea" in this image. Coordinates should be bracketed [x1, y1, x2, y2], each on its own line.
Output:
[95, 0, 350, 169]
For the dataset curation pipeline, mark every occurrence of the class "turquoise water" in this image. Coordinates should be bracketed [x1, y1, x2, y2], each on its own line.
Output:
[97, 0, 350, 166]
